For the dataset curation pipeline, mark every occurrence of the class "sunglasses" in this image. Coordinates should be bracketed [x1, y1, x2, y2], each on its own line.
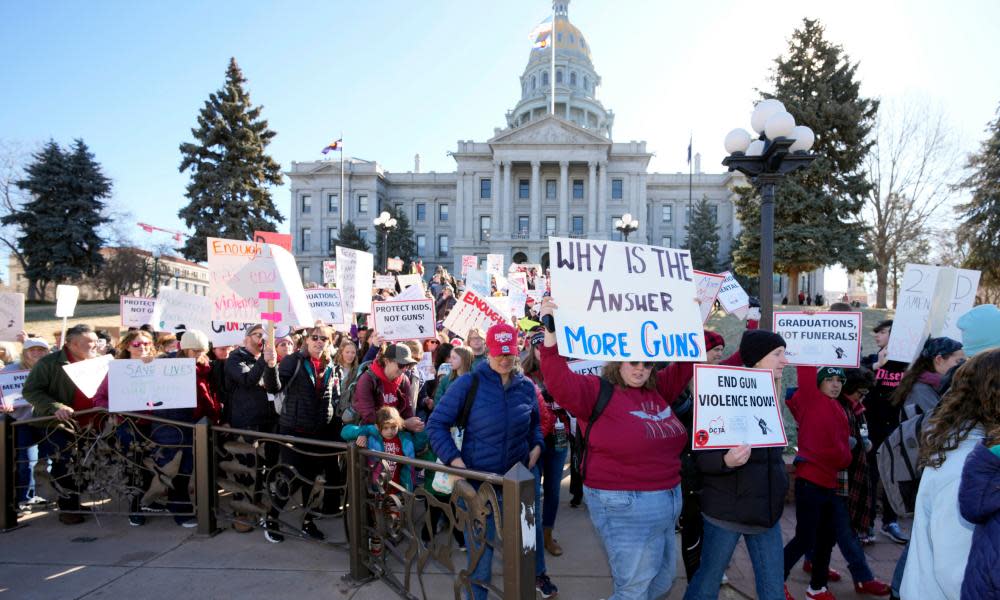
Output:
[311, 335, 329, 343]
[627, 361, 656, 369]
[131, 341, 153, 348]
[427, 340, 440, 345]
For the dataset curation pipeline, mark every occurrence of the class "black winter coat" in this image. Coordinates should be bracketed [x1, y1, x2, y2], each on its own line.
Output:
[224, 347, 276, 428]
[264, 351, 338, 433]
[695, 446, 788, 529]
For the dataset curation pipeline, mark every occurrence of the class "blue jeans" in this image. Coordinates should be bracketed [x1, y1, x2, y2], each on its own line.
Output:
[891, 541, 909, 596]
[684, 516, 785, 600]
[540, 441, 568, 529]
[585, 485, 682, 600]
[531, 465, 548, 576]
[460, 493, 500, 600]
[14, 424, 39, 503]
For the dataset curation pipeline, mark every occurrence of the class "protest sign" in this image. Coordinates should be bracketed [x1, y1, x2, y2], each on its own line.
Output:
[508, 272, 529, 293]
[55, 285, 79, 318]
[305, 288, 346, 325]
[336, 246, 375, 314]
[461, 255, 477, 276]
[536, 276, 548, 293]
[372, 299, 436, 341]
[466, 270, 491, 297]
[108, 358, 197, 412]
[887, 264, 981, 363]
[120, 295, 156, 329]
[253, 230, 292, 252]
[692, 364, 786, 449]
[693, 271, 725, 323]
[509, 289, 527, 318]
[0, 369, 30, 409]
[717, 272, 750, 319]
[396, 283, 427, 301]
[774, 311, 862, 368]
[567, 360, 605, 376]
[152, 287, 213, 333]
[208, 237, 314, 325]
[209, 322, 255, 346]
[387, 257, 404, 272]
[442, 289, 507, 339]
[397, 274, 423, 291]
[323, 261, 337, 285]
[0, 292, 24, 342]
[486, 254, 504, 276]
[548, 237, 705, 362]
[374, 274, 396, 290]
[62, 354, 115, 399]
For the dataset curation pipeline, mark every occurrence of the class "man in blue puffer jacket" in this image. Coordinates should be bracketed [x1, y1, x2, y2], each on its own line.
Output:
[427, 322, 545, 600]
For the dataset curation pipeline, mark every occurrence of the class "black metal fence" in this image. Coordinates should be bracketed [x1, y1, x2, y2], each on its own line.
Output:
[0, 410, 536, 599]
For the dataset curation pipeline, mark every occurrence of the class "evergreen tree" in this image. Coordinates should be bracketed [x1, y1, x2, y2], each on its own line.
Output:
[178, 58, 283, 261]
[733, 18, 876, 302]
[331, 220, 370, 253]
[375, 207, 418, 270]
[685, 196, 720, 272]
[3, 139, 111, 299]
[955, 102, 1000, 292]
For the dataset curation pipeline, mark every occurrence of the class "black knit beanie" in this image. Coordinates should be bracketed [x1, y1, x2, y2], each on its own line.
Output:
[739, 329, 787, 368]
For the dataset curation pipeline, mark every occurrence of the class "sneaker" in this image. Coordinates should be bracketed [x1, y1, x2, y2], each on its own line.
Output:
[785, 585, 796, 600]
[176, 518, 197, 528]
[263, 521, 284, 544]
[535, 573, 558, 598]
[805, 587, 836, 600]
[881, 523, 909, 544]
[854, 580, 891, 596]
[301, 520, 325, 541]
[128, 514, 146, 527]
[802, 560, 842, 582]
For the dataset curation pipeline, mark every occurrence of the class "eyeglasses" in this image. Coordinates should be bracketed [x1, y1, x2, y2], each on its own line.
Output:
[249, 332, 265, 340]
[311, 335, 329, 343]
[627, 361, 656, 369]
[427, 340, 440, 345]
[130, 341, 153, 348]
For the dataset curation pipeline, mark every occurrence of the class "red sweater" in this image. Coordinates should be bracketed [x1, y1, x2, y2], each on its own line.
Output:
[539, 344, 686, 491]
[786, 366, 851, 489]
[655, 350, 744, 405]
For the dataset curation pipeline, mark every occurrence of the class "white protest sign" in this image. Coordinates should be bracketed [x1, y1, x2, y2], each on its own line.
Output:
[548, 237, 706, 362]
[692, 364, 786, 449]
[442, 289, 507, 339]
[305, 288, 346, 325]
[693, 271, 725, 324]
[717, 272, 750, 319]
[335, 246, 375, 314]
[0, 369, 30, 409]
[323, 260, 337, 285]
[372, 299, 436, 341]
[509, 289, 527, 319]
[374, 274, 396, 290]
[120, 295, 156, 329]
[152, 287, 212, 333]
[486, 254, 504, 276]
[397, 274, 423, 291]
[774, 311, 862, 368]
[461, 255, 477, 276]
[537, 276, 548, 292]
[62, 354, 114, 399]
[887, 264, 981, 363]
[567, 360, 605, 376]
[108, 358, 196, 412]
[55, 285, 79, 318]
[209, 322, 255, 347]
[466, 270, 491, 297]
[0, 292, 25, 342]
[208, 237, 314, 326]
[508, 272, 529, 293]
[387, 257, 404, 272]
[397, 283, 427, 301]
[490, 295, 511, 319]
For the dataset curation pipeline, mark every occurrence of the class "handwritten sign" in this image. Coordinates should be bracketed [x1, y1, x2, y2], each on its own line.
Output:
[397, 274, 423, 291]
[466, 270, 491, 297]
[509, 289, 527, 319]
[396, 283, 427, 301]
[152, 287, 212, 333]
[548, 237, 705, 362]
[717, 272, 750, 319]
[209, 322, 255, 347]
[442, 289, 507, 339]
[374, 274, 396, 290]
[0, 369, 30, 409]
[372, 299, 436, 341]
[692, 364, 786, 449]
[693, 271, 725, 324]
[208, 237, 313, 325]
[120, 295, 156, 329]
[55, 285, 79, 318]
[0, 292, 25, 342]
[508, 272, 529, 293]
[486, 254, 504, 276]
[387, 257, 404, 272]
[774, 311, 862, 368]
[62, 354, 115, 399]
[567, 360, 605, 376]
[305, 288, 346, 325]
[323, 260, 337, 285]
[887, 264, 981, 363]
[108, 358, 196, 412]
[253, 230, 292, 252]
[461, 255, 478, 276]
[336, 246, 375, 314]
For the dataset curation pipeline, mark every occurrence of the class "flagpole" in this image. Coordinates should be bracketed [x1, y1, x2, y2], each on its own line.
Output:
[688, 133, 693, 230]
[339, 131, 345, 229]
[550, 4, 555, 115]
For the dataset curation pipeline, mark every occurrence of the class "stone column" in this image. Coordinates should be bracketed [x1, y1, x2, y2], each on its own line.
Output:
[502, 160, 513, 236]
[598, 161, 608, 239]
[492, 160, 501, 239]
[638, 172, 648, 242]
[531, 160, 541, 240]
[587, 161, 597, 234]
[558, 160, 569, 235]
[455, 172, 465, 241]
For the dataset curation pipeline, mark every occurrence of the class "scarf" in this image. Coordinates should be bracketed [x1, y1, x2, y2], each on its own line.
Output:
[370, 360, 401, 396]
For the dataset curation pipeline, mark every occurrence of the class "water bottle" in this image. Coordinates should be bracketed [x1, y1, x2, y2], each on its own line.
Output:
[554, 420, 568, 450]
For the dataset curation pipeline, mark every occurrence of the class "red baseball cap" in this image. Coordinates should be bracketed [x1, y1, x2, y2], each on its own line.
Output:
[485, 323, 518, 356]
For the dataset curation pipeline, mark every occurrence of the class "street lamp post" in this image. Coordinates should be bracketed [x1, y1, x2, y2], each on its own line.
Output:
[722, 99, 817, 331]
[614, 213, 639, 242]
[151, 249, 162, 298]
[373, 211, 398, 272]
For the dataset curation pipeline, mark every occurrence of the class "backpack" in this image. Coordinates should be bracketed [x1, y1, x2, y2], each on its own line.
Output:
[268, 356, 303, 417]
[876, 410, 930, 517]
[339, 360, 373, 423]
[578, 378, 615, 482]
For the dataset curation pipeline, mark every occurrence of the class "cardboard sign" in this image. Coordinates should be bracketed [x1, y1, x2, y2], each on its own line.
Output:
[397, 274, 423, 291]
[692, 364, 786, 449]
[461, 255, 478, 276]
[887, 264, 981, 363]
[152, 287, 212, 333]
[386, 257, 404, 272]
[55, 285, 79, 318]
[323, 260, 337, 285]
[0, 292, 24, 342]
[693, 271, 725, 324]
[548, 237, 705, 362]
[208, 237, 314, 325]
[466, 270, 491, 297]
[336, 246, 375, 314]
[508, 272, 529, 293]
[486, 254, 504, 276]
[774, 311, 862, 368]
[253, 230, 292, 252]
[442, 289, 507, 339]
[509, 289, 527, 319]
[717, 272, 750, 319]
[62, 354, 115, 399]
[108, 358, 197, 412]
[372, 299, 436, 341]
[209, 322, 256, 347]
[305, 288, 346, 325]
[120, 295, 156, 329]
[374, 274, 396, 290]
[567, 360, 605, 376]
[396, 283, 427, 301]
[0, 369, 30, 409]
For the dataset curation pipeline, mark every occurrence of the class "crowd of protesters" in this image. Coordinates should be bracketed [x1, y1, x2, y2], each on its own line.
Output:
[4, 261, 1000, 600]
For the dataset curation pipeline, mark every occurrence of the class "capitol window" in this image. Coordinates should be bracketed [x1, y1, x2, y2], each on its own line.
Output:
[480, 178, 492, 199]
[662, 236, 673, 248]
[416, 203, 426, 221]
[584, 76, 590, 91]
[438, 235, 449, 257]
[569, 34, 575, 44]
[519, 179, 530, 199]
[416, 234, 426, 255]
[439, 204, 449, 222]
[358, 194, 369, 213]
[327, 193, 338, 213]
[556, 70, 563, 84]
[611, 178, 623, 199]
[572, 179, 584, 199]
[570, 72, 577, 86]
[572, 216, 584, 234]
[662, 205, 672, 222]
[542, 71, 549, 86]
[545, 216, 556, 235]
[545, 179, 556, 199]
[301, 195, 312, 214]
[301, 227, 311, 252]
[531, 75, 536, 90]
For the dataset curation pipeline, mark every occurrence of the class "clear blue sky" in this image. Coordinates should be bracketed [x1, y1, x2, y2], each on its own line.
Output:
[3, 0, 999, 271]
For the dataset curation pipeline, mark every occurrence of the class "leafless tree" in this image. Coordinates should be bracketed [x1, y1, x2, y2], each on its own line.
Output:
[0, 140, 40, 297]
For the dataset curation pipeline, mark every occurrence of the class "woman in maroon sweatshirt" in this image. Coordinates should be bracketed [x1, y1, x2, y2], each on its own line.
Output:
[538, 298, 687, 599]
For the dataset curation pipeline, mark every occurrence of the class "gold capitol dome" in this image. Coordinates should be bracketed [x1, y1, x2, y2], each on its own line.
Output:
[527, 0, 594, 66]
